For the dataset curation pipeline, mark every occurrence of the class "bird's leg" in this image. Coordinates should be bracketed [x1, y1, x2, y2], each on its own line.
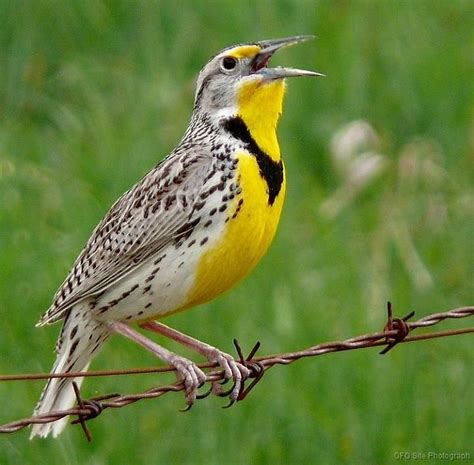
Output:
[108, 321, 207, 407]
[140, 321, 250, 402]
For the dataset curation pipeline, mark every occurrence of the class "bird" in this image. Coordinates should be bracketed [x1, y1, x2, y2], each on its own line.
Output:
[30, 35, 322, 438]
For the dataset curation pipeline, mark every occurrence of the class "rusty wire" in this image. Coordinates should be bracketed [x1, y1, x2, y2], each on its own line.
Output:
[0, 304, 472, 440]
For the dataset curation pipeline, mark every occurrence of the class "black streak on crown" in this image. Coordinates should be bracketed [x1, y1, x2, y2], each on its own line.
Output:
[222, 116, 283, 206]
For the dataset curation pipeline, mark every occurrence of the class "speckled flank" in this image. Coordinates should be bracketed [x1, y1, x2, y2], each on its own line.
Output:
[84, 134, 246, 321]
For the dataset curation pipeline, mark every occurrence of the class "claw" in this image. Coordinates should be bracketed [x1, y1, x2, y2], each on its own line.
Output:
[179, 403, 194, 412]
[196, 385, 213, 400]
[215, 379, 237, 397]
[222, 398, 236, 409]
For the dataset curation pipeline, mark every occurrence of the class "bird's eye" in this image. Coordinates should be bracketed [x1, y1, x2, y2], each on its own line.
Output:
[221, 56, 238, 72]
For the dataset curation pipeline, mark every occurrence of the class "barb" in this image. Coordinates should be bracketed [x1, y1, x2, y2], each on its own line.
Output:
[0, 304, 472, 438]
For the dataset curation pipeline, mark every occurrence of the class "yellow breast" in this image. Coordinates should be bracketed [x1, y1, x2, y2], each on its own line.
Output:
[183, 152, 286, 309]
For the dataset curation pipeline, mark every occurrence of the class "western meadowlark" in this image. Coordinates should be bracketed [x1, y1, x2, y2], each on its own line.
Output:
[30, 35, 321, 438]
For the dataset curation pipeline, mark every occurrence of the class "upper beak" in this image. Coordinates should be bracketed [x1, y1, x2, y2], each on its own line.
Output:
[251, 35, 324, 79]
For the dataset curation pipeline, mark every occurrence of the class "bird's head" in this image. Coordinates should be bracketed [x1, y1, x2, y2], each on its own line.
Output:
[193, 36, 323, 124]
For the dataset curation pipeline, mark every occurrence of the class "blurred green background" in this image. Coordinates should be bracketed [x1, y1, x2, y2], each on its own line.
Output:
[0, 0, 473, 463]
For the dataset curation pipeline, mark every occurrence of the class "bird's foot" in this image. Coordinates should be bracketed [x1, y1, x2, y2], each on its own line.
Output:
[168, 354, 208, 408]
[201, 348, 251, 406]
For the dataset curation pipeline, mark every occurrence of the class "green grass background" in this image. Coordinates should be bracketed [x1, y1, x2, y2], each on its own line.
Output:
[0, 0, 473, 463]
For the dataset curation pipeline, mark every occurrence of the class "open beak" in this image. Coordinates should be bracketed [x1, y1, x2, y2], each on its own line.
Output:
[251, 35, 324, 79]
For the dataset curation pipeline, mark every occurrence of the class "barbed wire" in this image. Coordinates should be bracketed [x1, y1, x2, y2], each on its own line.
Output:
[0, 303, 472, 440]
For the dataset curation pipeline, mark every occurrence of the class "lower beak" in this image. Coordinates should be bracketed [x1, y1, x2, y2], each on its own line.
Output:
[251, 35, 324, 79]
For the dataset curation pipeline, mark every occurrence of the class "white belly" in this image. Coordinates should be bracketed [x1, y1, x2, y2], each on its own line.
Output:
[91, 215, 226, 322]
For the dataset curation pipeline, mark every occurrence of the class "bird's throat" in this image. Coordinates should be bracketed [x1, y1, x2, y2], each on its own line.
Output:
[237, 79, 286, 162]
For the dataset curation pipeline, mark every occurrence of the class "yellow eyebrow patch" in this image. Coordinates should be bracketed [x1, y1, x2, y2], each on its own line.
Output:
[227, 45, 260, 59]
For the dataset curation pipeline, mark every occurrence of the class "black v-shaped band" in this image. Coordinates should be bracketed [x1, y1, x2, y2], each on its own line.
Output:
[222, 116, 284, 206]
